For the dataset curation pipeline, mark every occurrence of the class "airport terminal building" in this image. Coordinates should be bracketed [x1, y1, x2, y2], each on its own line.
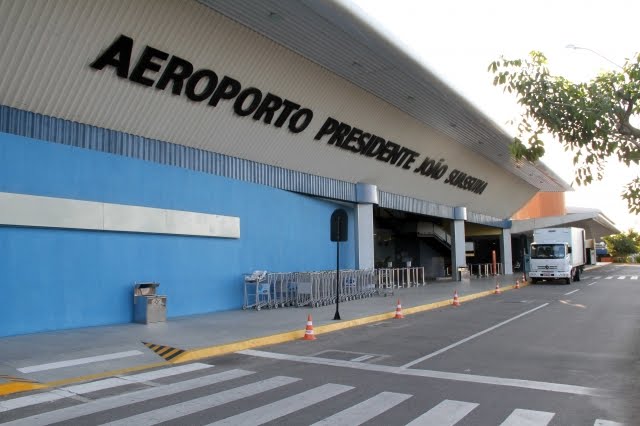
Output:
[1, 0, 584, 337]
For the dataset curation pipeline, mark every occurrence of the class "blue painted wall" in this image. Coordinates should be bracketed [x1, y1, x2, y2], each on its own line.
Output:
[0, 133, 355, 337]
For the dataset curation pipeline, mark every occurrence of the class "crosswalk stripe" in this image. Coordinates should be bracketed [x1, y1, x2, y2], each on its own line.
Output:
[631, 276, 638, 280]
[591, 276, 601, 279]
[2, 369, 253, 426]
[594, 419, 624, 425]
[605, 276, 613, 280]
[119, 362, 212, 382]
[205, 383, 354, 425]
[310, 391, 411, 426]
[617, 276, 626, 280]
[499, 408, 554, 425]
[0, 363, 212, 413]
[16, 351, 144, 374]
[101, 376, 300, 426]
[405, 399, 478, 425]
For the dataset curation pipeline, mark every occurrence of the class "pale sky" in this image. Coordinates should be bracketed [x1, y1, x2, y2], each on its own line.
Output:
[343, 0, 640, 232]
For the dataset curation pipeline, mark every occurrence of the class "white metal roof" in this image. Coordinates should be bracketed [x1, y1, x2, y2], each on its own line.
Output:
[200, 0, 571, 192]
[511, 207, 620, 240]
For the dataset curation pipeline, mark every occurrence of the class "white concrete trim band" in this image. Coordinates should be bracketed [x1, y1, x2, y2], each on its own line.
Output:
[0, 192, 240, 238]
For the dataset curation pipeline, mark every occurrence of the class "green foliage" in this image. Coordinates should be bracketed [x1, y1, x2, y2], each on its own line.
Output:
[603, 230, 640, 257]
[489, 52, 640, 213]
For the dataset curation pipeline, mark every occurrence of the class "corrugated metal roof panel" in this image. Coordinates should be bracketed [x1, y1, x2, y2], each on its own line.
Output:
[0, 0, 543, 219]
[200, 0, 571, 193]
[0, 105, 356, 202]
[2, 105, 508, 225]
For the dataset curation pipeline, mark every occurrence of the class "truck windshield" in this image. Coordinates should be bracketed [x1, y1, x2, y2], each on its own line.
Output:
[531, 244, 565, 259]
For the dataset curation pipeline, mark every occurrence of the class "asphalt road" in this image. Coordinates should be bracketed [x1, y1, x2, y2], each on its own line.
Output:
[2, 264, 638, 425]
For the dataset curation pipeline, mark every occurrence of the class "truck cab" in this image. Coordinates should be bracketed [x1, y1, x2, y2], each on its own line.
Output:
[529, 227, 586, 284]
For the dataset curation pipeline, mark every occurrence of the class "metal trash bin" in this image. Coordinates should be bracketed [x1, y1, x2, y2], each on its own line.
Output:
[457, 266, 471, 283]
[133, 282, 167, 324]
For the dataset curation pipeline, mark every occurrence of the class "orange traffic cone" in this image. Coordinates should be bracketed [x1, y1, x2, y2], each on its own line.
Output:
[515, 279, 520, 289]
[394, 299, 404, 319]
[494, 282, 501, 294]
[522, 273, 526, 283]
[302, 314, 316, 340]
[452, 290, 460, 307]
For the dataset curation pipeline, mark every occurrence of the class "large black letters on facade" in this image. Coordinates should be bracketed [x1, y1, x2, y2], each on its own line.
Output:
[90, 35, 313, 134]
[90, 35, 488, 195]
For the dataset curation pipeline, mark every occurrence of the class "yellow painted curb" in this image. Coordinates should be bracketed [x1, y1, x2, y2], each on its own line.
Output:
[0, 281, 530, 397]
[172, 282, 529, 363]
[0, 381, 47, 396]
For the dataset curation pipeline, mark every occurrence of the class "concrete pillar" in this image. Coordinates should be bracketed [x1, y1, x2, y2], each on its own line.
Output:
[355, 183, 378, 270]
[501, 228, 513, 275]
[355, 204, 374, 269]
[450, 207, 467, 281]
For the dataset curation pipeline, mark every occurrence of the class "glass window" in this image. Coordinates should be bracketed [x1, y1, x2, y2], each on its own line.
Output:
[531, 244, 565, 259]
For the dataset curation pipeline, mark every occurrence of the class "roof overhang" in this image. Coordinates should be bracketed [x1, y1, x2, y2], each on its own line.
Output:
[510, 208, 620, 241]
[199, 0, 571, 192]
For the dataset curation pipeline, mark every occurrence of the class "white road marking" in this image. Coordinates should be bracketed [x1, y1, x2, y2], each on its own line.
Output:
[0, 363, 212, 412]
[101, 376, 300, 426]
[564, 289, 580, 295]
[617, 276, 626, 280]
[605, 276, 613, 280]
[405, 399, 478, 426]
[350, 354, 375, 362]
[401, 303, 549, 368]
[63, 378, 131, 394]
[310, 391, 411, 426]
[2, 369, 254, 426]
[117, 362, 212, 382]
[591, 276, 601, 279]
[17, 350, 144, 373]
[205, 383, 353, 425]
[500, 408, 554, 425]
[588, 282, 597, 286]
[594, 419, 625, 425]
[240, 350, 603, 396]
[631, 276, 638, 280]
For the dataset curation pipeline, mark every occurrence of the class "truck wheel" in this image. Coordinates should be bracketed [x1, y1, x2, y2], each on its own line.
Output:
[531, 278, 539, 284]
[575, 269, 581, 282]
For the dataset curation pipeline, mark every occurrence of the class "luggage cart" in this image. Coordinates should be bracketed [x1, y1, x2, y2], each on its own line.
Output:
[295, 272, 314, 307]
[360, 269, 377, 297]
[243, 270, 270, 310]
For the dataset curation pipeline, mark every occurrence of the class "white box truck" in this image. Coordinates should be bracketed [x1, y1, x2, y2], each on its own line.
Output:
[529, 227, 586, 284]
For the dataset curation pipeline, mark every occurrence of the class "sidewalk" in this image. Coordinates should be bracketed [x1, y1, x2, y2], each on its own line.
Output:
[0, 271, 562, 396]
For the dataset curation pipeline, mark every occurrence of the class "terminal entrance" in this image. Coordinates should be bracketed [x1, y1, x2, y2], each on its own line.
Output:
[373, 207, 512, 278]
[373, 207, 453, 279]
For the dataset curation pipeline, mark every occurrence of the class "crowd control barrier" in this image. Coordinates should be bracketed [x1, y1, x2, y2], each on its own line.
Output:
[242, 267, 426, 310]
[468, 263, 504, 277]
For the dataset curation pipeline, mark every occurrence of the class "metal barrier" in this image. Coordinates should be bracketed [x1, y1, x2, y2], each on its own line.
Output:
[242, 267, 421, 310]
[469, 263, 504, 277]
[376, 267, 426, 289]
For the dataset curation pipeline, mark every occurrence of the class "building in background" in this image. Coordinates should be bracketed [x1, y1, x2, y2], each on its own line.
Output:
[0, 0, 613, 337]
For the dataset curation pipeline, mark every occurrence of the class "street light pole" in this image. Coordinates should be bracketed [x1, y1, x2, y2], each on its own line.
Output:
[565, 44, 623, 69]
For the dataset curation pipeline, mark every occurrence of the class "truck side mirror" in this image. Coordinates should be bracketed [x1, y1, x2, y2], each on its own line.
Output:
[567, 247, 572, 254]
